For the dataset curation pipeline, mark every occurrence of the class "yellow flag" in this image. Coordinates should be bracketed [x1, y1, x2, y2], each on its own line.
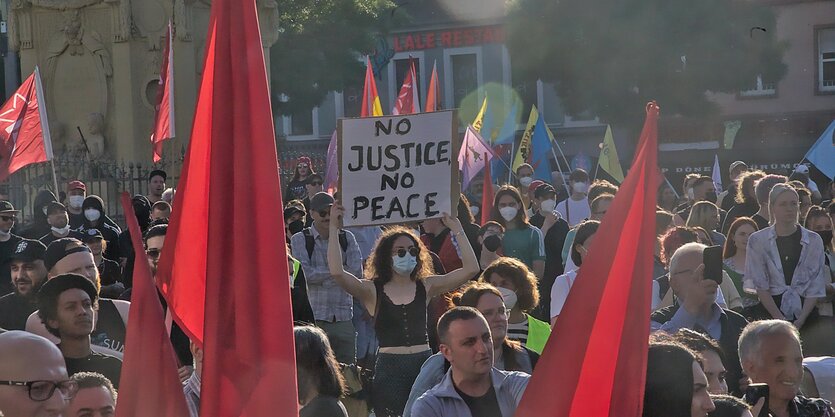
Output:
[472, 97, 488, 133]
[598, 125, 624, 183]
[512, 105, 538, 172]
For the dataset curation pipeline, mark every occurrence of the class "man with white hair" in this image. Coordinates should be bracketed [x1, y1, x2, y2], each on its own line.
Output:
[739, 320, 833, 417]
[0, 330, 77, 417]
[651, 242, 749, 395]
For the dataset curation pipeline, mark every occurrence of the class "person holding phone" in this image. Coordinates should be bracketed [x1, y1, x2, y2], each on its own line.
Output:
[745, 184, 828, 331]
[651, 242, 749, 395]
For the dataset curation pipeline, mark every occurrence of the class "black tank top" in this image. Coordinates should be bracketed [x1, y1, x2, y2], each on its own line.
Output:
[374, 280, 429, 348]
[91, 298, 127, 353]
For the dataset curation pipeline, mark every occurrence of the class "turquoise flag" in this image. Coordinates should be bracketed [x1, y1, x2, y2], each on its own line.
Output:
[804, 120, 835, 180]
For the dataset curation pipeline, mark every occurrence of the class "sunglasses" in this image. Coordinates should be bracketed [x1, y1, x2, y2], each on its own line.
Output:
[308, 181, 323, 186]
[146, 249, 161, 259]
[395, 247, 420, 258]
[298, 164, 309, 168]
[0, 215, 16, 222]
[317, 209, 331, 217]
[0, 380, 79, 401]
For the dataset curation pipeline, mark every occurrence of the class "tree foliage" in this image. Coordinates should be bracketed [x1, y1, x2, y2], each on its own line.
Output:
[270, 0, 397, 116]
[506, 0, 787, 124]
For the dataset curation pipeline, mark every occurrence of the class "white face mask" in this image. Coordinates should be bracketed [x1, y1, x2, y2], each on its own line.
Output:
[498, 287, 518, 311]
[84, 209, 101, 222]
[51, 224, 71, 235]
[499, 206, 518, 222]
[572, 182, 588, 194]
[68, 196, 84, 209]
[540, 199, 557, 213]
[519, 176, 533, 187]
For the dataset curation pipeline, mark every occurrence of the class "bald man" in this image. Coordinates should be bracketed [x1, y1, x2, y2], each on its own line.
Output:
[0, 331, 76, 417]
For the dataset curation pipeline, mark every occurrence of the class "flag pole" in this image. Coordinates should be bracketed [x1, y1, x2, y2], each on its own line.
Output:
[550, 146, 571, 194]
[49, 159, 59, 196]
[34, 67, 59, 195]
[507, 142, 515, 184]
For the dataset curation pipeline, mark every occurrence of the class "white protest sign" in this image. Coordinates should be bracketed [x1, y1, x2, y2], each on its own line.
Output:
[338, 111, 460, 227]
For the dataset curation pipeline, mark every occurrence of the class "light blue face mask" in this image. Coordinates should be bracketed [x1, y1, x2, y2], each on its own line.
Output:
[392, 254, 417, 276]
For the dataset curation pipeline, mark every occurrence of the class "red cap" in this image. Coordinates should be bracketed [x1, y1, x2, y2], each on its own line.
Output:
[296, 156, 312, 167]
[67, 180, 86, 192]
[528, 180, 545, 194]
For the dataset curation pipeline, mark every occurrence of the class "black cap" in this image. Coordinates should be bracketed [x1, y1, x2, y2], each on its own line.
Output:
[534, 184, 557, 199]
[46, 201, 67, 215]
[37, 274, 98, 311]
[80, 228, 103, 243]
[149, 169, 167, 182]
[0, 201, 19, 213]
[43, 238, 91, 272]
[309, 192, 335, 212]
[9, 239, 46, 263]
[284, 206, 305, 220]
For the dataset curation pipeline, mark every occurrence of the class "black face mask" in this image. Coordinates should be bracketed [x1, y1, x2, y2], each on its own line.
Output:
[483, 234, 502, 252]
[817, 230, 833, 246]
[288, 219, 305, 235]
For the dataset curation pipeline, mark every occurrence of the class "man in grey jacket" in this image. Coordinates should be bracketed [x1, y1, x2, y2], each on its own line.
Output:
[411, 307, 530, 417]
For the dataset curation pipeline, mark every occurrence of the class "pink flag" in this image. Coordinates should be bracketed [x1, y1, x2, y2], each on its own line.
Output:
[457, 125, 494, 190]
[392, 57, 420, 115]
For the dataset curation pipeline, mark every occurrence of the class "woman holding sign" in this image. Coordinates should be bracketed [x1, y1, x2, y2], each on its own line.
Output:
[327, 204, 479, 417]
[490, 185, 546, 281]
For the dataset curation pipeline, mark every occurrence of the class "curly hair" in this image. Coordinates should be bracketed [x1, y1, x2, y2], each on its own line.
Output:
[481, 257, 540, 313]
[735, 170, 765, 205]
[365, 226, 434, 284]
[660, 227, 700, 266]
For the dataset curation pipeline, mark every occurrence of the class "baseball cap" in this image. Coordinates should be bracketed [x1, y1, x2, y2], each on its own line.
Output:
[794, 164, 809, 174]
[528, 180, 545, 194]
[729, 161, 747, 174]
[80, 229, 103, 243]
[296, 156, 312, 167]
[43, 238, 91, 272]
[534, 184, 557, 199]
[46, 201, 67, 215]
[149, 169, 167, 182]
[0, 201, 19, 214]
[309, 192, 335, 212]
[283, 206, 305, 220]
[67, 180, 86, 192]
[9, 239, 46, 263]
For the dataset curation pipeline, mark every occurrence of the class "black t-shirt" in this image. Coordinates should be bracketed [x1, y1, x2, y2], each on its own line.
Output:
[776, 227, 803, 286]
[0, 234, 23, 295]
[91, 299, 127, 354]
[0, 292, 37, 331]
[98, 258, 122, 286]
[64, 350, 123, 388]
[454, 382, 503, 417]
[752, 214, 770, 231]
[68, 212, 85, 230]
[299, 396, 349, 417]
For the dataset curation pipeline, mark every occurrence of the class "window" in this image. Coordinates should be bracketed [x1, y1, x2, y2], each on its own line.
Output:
[739, 74, 776, 97]
[444, 47, 483, 114]
[289, 109, 314, 136]
[342, 84, 363, 118]
[818, 27, 835, 93]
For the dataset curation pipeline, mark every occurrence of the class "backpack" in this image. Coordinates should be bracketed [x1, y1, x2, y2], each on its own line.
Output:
[302, 227, 348, 262]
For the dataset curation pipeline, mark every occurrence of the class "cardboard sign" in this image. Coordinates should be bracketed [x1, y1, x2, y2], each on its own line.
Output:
[338, 111, 460, 227]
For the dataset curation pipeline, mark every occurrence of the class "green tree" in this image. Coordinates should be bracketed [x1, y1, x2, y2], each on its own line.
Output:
[270, 0, 397, 116]
[506, 0, 787, 124]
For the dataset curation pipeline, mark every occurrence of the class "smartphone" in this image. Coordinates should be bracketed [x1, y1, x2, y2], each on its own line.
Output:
[702, 245, 723, 284]
[744, 383, 770, 417]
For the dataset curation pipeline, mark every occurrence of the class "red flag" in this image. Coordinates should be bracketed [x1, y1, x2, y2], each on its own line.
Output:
[0, 67, 53, 181]
[515, 102, 660, 417]
[361, 56, 383, 117]
[114, 192, 189, 417]
[151, 22, 175, 163]
[481, 153, 493, 225]
[392, 57, 420, 115]
[425, 60, 441, 112]
[154, 0, 298, 415]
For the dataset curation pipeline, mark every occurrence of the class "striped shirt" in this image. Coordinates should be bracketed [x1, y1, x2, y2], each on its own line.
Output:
[507, 320, 530, 345]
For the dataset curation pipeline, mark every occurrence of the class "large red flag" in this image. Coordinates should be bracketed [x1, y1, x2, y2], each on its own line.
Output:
[361, 56, 383, 117]
[481, 153, 494, 225]
[115, 192, 189, 417]
[0, 67, 53, 181]
[151, 22, 175, 163]
[154, 0, 298, 415]
[515, 102, 660, 417]
[392, 57, 420, 115]
[425, 60, 441, 112]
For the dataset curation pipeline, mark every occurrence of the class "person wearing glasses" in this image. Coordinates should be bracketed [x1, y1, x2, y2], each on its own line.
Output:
[290, 192, 364, 366]
[0, 330, 78, 417]
[326, 203, 479, 417]
[285, 156, 316, 203]
[0, 201, 23, 295]
[302, 173, 325, 226]
[36, 274, 122, 388]
[0, 239, 48, 331]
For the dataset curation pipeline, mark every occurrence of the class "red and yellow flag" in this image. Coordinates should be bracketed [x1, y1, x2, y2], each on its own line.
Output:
[361, 57, 384, 117]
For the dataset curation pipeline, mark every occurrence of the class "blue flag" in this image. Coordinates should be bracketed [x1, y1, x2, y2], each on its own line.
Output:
[530, 116, 553, 182]
[491, 103, 519, 183]
[805, 120, 835, 180]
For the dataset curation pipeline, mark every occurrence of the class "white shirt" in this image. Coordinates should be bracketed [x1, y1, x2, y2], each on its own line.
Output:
[550, 270, 578, 319]
[556, 196, 590, 227]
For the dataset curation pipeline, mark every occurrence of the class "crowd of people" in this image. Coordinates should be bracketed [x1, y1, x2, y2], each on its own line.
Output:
[0, 156, 833, 417]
